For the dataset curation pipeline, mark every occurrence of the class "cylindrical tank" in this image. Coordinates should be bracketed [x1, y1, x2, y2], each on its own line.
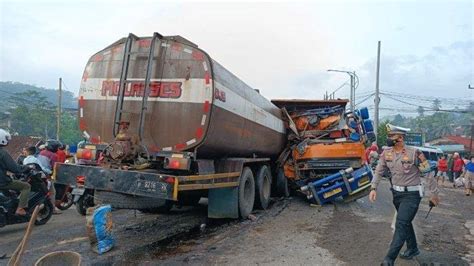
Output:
[78, 34, 285, 158]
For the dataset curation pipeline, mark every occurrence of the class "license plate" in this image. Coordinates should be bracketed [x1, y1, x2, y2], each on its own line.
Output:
[71, 188, 85, 195]
[323, 187, 342, 199]
[136, 179, 167, 193]
[358, 176, 370, 187]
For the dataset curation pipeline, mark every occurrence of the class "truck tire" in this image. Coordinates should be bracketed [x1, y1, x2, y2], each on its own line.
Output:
[255, 165, 272, 210]
[95, 191, 170, 210]
[275, 168, 290, 197]
[238, 167, 255, 218]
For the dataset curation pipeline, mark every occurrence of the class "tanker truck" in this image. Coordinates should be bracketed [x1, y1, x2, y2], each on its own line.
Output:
[55, 32, 287, 218]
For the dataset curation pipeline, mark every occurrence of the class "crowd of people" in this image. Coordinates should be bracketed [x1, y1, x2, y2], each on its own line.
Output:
[437, 152, 474, 196]
[0, 128, 69, 216]
[366, 142, 474, 196]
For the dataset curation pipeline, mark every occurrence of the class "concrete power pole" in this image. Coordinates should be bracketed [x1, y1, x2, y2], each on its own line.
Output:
[374, 41, 381, 136]
[350, 74, 354, 113]
[57, 77, 62, 140]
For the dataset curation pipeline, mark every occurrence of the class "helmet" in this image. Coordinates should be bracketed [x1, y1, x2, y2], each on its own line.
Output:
[45, 139, 61, 152]
[0, 129, 11, 146]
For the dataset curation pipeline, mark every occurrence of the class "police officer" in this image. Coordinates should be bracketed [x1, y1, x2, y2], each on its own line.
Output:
[369, 124, 440, 266]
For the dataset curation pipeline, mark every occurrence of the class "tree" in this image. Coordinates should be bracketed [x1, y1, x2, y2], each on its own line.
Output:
[59, 112, 82, 145]
[8, 90, 56, 138]
[6, 90, 82, 145]
[432, 99, 441, 111]
[377, 120, 389, 148]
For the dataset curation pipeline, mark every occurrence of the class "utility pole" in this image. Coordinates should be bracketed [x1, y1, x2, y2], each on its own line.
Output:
[374, 41, 381, 135]
[57, 77, 62, 140]
[470, 119, 474, 157]
[350, 74, 354, 112]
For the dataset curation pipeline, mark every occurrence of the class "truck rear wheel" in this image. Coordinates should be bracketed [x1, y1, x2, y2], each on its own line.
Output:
[255, 165, 272, 210]
[238, 167, 255, 218]
[95, 191, 170, 210]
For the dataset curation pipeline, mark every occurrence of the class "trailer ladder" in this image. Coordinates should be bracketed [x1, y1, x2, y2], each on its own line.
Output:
[113, 32, 163, 140]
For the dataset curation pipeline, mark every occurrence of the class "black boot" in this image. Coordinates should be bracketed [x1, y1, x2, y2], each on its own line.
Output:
[381, 258, 394, 266]
[399, 248, 420, 260]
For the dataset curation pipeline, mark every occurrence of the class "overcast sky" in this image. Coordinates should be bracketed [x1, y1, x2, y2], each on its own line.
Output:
[0, 0, 472, 116]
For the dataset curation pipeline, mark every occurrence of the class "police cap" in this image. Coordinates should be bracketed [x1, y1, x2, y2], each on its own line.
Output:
[386, 124, 410, 136]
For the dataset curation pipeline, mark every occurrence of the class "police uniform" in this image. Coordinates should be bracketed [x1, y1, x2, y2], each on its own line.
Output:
[371, 124, 439, 265]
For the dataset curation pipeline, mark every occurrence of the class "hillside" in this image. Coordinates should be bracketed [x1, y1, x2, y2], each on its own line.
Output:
[0, 81, 77, 111]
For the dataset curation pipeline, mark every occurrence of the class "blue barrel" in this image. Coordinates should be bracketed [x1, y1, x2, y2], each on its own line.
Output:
[363, 119, 374, 133]
[359, 107, 370, 119]
[350, 132, 361, 141]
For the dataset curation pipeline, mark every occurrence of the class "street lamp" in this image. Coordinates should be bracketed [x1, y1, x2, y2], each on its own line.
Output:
[327, 69, 359, 112]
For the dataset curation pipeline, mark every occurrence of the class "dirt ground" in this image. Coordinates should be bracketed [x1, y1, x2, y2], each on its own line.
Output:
[119, 179, 473, 266]
[0, 179, 472, 265]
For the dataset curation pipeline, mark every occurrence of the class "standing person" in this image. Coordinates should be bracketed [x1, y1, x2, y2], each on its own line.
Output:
[436, 155, 448, 185]
[40, 139, 62, 214]
[447, 154, 454, 183]
[464, 156, 474, 196]
[452, 153, 465, 186]
[366, 143, 379, 162]
[369, 124, 439, 265]
[0, 129, 31, 216]
[56, 144, 67, 164]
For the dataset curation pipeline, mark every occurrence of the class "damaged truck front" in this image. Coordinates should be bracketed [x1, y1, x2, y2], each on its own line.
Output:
[56, 32, 287, 219]
[272, 99, 376, 204]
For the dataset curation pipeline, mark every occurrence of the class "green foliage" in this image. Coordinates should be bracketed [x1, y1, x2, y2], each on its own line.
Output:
[0, 81, 76, 112]
[384, 107, 473, 142]
[376, 120, 389, 148]
[59, 113, 82, 145]
[2, 89, 81, 145]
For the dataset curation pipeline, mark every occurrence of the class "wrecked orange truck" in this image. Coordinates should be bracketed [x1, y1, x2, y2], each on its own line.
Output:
[272, 99, 376, 203]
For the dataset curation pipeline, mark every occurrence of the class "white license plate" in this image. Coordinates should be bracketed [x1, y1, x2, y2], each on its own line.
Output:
[71, 188, 85, 195]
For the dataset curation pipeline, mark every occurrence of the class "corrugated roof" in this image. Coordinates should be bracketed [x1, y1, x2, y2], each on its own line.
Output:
[3, 136, 42, 160]
[442, 135, 473, 152]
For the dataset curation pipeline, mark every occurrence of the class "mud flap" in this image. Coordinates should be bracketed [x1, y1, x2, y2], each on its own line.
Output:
[208, 187, 239, 219]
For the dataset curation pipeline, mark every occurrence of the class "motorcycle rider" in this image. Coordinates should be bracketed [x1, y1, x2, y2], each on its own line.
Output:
[0, 129, 31, 216]
[39, 139, 62, 214]
[23, 146, 51, 174]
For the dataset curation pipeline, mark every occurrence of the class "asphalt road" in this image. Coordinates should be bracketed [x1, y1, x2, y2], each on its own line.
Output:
[0, 179, 471, 265]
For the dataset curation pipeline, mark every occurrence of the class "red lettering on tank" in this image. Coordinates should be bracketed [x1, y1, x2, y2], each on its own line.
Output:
[100, 81, 182, 99]
[160, 82, 182, 98]
[214, 88, 226, 102]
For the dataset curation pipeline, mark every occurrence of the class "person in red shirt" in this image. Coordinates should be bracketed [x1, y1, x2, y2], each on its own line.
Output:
[436, 155, 448, 185]
[56, 144, 67, 164]
[452, 152, 465, 183]
[365, 143, 378, 163]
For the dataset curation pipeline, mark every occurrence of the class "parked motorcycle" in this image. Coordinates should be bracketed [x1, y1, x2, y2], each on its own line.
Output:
[0, 167, 53, 227]
[72, 175, 94, 215]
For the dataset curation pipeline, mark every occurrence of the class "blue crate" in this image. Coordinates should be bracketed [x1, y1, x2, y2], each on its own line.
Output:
[359, 107, 370, 119]
[347, 165, 373, 192]
[310, 181, 349, 205]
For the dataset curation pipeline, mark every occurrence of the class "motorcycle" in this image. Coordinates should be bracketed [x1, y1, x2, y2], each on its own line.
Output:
[0, 167, 54, 227]
[72, 175, 94, 215]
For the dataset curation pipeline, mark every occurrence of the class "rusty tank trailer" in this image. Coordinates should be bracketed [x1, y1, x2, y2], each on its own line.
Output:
[78, 33, 286, 160]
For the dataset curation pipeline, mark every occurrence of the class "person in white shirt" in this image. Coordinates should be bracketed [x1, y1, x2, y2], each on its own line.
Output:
[23, 146, 51, 175]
